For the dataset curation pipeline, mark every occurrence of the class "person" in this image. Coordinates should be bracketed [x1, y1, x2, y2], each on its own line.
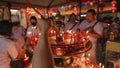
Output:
[110, 17, 120, 39]
[26, 16, 41, 50]
[26, 16, 41, 62]
[0, 20, 25, 68]
[64, 13, 79, 32]
[31, 18, 55, 68]
[79, 9, 103, 62]
[12, 21, 26, 53]
[55, 16, 65, 34]
[11, 21, 26, 68]
[47, 17, 58, 45]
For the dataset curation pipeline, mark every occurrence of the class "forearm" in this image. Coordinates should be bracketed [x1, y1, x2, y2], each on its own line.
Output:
[88, 33, 101, 39]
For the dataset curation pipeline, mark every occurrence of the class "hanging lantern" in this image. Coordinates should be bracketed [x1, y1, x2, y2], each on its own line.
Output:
[111, 0, 117, 14]
[74, 7, 77, 11]
[99, 0, 105, 12]
[111, 0, 117, 7]
[111, 6, 117, 13]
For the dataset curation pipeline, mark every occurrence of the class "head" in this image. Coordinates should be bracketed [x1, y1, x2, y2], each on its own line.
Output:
[86, 9, 96, 23]
[48, 17, 55, 26]
[0, 20, 13, 36]
[102, 16, 111, 28]
[68, 13, 76, 23]
[30, 16, 37, 26]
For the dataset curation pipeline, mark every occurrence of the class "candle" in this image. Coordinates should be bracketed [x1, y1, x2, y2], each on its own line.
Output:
[86, 30, 89, 34]
[88, 53, 91, 57]
[102, 65, 104, 68]
[99, 63, 102, 67]
[23, 54, 30, 66]
[30, 64, 32, 68]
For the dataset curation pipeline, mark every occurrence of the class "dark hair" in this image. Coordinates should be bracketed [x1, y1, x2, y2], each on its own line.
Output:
[68, 13, 76, 22]
[102, 15, 113, 24]
[12, 21, 20, 26]
[0, 20, 13, 36]
[30, 16, 37, 21]
[87, 9, 96, 15]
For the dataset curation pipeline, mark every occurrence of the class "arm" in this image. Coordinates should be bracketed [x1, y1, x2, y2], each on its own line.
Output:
[89, 22, 103, 39]
[88, 32, 101, 38]
[8, 41, 25, 60]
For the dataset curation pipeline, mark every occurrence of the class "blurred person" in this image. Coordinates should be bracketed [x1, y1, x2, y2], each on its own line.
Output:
[26, 16, 41, 62]
[64, 13, 79, 32]
[12, 21, 26, 52]
[0, 20, 25, 68]
[11, 21, 26, 68]
[55, 16, 65, 33]
[47, 17, 58, 45]
[26, 16, 41, 50]
[102, 16, 111, 40]
[79, 9, 103, 62]
[110, 17, 120, 39]
[31, 18, 54, 68]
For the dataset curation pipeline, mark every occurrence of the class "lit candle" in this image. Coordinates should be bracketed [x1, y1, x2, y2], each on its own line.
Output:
[86, 30, 89, 34]
[99, 63, 102, 67]
[102, 65, 104, 68]
[30, 64, 32, 68]
[88, 53, 91, 57]
[23, 54, 30, 66]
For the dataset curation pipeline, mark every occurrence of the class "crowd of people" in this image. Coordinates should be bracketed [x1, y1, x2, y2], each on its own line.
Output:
[0, 9, 120, 68]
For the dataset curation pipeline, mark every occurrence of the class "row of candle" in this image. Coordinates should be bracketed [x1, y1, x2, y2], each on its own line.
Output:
[48, 29, 90, 45]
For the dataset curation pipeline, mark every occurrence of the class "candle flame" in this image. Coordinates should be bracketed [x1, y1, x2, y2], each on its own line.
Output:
[99, 63, 102, 66]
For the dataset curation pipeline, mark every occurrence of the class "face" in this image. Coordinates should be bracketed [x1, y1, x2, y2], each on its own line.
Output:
[70, 15, 76, 22]
[86, 12, 95, 23]
[30, 19, 37, 26]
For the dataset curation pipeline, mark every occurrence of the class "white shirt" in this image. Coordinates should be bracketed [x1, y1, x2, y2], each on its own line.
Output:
[79, 20, 103, 43]
[27, 25, 41, 38]
[26, 25, 41, 46]
[0, 35, 18, 68]
[64, 22, 80, 32]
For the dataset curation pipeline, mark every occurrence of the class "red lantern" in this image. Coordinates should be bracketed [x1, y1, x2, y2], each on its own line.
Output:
[74, 7, 77, 11]
[112, 6, 117, 13]
[111, 0, 117, 14]
[111, 0, 117, 7]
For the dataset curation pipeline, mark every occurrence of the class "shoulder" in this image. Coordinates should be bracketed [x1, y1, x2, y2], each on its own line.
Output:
[96, 21, 103, 27]
[5, 39, 15, 45]
[2, 38, 15, 49]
